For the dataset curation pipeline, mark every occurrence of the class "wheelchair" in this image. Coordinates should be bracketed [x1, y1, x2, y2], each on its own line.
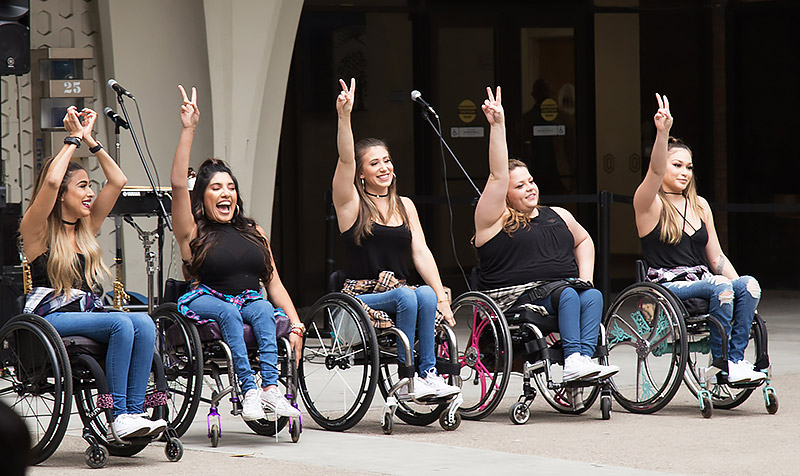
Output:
[297, 272, 463, 434]
[450, 285, 614, 425]
[0, 298, 183, 468]
[150, 280, 301, 447]
[601, 260, 778, 418]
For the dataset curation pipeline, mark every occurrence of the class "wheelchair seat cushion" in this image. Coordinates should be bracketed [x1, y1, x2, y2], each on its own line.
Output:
[506, 305, 559, 334]
[62, 335, 108, 358]
[196, 312, 291, 347]
[682, 297, 710, 316]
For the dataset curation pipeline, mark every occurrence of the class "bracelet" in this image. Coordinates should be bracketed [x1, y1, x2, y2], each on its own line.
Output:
[64, 136, 82, 148]
[290, 328, 304, 337]
[291, 322, 306, 331]
[437, 299, 449, 303]
[89, 142, 103, 154]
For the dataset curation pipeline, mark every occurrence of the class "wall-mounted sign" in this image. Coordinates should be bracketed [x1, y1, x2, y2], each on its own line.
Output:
[539, 98, 558, 121]
[458, 99, 477, 123]
[532, 125, 566, 136]
[451, 127, 484, 138]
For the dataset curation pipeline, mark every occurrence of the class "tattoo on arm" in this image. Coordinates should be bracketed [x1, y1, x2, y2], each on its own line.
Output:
[715, 254, 726, 275]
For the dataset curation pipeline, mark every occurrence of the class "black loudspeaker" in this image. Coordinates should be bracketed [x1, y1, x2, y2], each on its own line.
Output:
[0, 0, 30, 76]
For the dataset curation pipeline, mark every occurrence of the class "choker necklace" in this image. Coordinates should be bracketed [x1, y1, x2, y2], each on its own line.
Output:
[61, 219, 78, 226]
[364, 190, 389, 198]
[664, 191, 684, 195]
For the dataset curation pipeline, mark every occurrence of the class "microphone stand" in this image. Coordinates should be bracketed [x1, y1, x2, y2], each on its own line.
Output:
[419, 107, 481, 196]
[115, 92, 171, 308]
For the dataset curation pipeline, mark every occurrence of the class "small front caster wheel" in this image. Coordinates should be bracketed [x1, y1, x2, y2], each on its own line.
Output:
[209, 424, 220, 448]
[85, 445, 108, 468]
[766, 391, 779, 415]
[700, 395, 713, 419]
[509, 402, 530, 425]
[601, 396, 612, 420]
[381, 415, 393, 435]
[290, 420, 301, 443]
[166, 437, 184, 462]
[439, 410, 461, 431]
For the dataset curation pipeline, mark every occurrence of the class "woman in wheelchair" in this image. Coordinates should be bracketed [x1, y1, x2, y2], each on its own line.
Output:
[19, 106, 167, 439]
[633, 93, 764, 384]
[333, 78, 460, 399]
[473, 87, 618, 382]
[170, 86, 302, 421]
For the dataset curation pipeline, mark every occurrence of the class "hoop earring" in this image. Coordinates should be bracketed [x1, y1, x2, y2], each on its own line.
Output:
[235, 204, 240, 216]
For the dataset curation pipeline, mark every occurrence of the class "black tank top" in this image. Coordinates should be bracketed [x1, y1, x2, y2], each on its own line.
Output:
[342, 222, 412, 280]
[30, 251, 91, 312]
[197, 222, 266, 295]
[640, 221, 709, 269]
[476, 206, 578, 290]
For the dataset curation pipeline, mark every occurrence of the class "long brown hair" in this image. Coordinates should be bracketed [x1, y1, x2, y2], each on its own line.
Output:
[657, 138, 704, 244]
[187, 159, 273, 285]
[28, 157, 109, 295]
[351, 138, 409, 245]
[502, 158, 537, 235]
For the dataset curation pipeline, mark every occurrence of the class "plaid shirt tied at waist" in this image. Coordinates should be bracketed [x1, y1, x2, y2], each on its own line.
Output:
[341, 270, 444, 328]
[25, 286, 104, 316]
[177, 283, 287, 325]
[481, 281, 549, 315]
[647, 264, 712, 284]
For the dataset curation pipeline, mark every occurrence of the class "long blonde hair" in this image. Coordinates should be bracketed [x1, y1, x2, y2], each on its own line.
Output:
[29, 158, 109, 295]
[502, 159, 537, 235]
[657, 138, 705, 244]
[352, 138, 409, 245]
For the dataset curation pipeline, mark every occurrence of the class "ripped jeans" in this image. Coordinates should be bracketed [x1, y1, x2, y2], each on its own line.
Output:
[662, 275, 760, 362]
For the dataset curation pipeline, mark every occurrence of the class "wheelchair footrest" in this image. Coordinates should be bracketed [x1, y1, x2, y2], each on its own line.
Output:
[435, 360, 460, 376]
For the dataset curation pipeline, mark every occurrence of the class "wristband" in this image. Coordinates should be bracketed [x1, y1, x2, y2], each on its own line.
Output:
[89, 142, 103, 154]
[64, 136, 82, 148]
[290, 328, 304, 337]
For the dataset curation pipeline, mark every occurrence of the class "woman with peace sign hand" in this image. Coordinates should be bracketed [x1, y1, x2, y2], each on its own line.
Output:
[170, 85, 303, 421]
[332, 78, 461, 400]
[634, 93, 764, 384]
[473, 86, 618, 383]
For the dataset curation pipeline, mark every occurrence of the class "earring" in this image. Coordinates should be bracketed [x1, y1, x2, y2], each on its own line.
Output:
[360, 178, 365, 189]
[235, 204, 240, 216]
[392, 172, 397, 180]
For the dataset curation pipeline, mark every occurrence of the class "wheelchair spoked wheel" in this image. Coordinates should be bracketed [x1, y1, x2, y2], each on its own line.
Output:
[449, 292, 511, 420]
[151, 304, 204, 437]
[533, 364, 602, 415]
[299, 293, 379, 431]
[0, 314, 73, 464]
[682, 314, 765, 410]
[603, 283, 688, 413]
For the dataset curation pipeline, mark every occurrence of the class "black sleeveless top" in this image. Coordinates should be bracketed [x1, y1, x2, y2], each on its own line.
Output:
[640, 221, 709, 269]
[197, 222, 266, 295]
[342, 222, 412, 280]
[30, 251, 91, 312]
[476, 206, 578, 290]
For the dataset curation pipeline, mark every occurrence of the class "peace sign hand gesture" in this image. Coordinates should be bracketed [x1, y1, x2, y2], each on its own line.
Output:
[654, 92, 673, 133]
[178, 85, 199, 130]
[336, 78, 356, 117]
[481, 86, 504, 125]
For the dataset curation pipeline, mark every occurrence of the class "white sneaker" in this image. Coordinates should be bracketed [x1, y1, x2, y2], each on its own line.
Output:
[562, 353, 601, 382]
[242, 388, 266, 421]
[422, 370, 461, 398]
[580, 355, 619, 379]
[260, 386, 302, 418]
[135, 413, 167, 436]
[108, 413, 151, 439]
[727, 360, 766, 384]
[396, 374, 436, 400]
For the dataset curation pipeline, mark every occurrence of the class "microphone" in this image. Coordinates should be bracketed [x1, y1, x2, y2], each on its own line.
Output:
[410, 90, 438, 118]
[107, 79, 135, 99]
[104, 106, 130, 130]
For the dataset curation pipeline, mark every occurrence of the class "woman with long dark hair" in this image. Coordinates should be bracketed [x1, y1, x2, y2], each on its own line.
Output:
[171, 86, 302, 420]
[20, 106, 166, 438]
[633, 93, 764, 383]
[333, 78, 460, 399]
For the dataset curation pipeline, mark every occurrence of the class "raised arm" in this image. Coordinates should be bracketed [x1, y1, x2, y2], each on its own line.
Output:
[403, 197, 454, 326]
[474, 86, 509, 245]
[82, 108, 128, 234]
[332, 78, 360, 232]
[553, 207, 595, 282]
[19, 106, 84, 258]
[633, 93, 672, 235]
[170, 85, 200, 260]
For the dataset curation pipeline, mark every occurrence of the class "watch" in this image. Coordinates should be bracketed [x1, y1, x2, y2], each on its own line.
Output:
[64, 136, 82, 148]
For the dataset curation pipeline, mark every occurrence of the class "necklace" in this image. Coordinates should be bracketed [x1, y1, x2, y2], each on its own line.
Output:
[663, 191, 684, 195]
[364, 190, 389, 198]
[61, 219, 78, 225]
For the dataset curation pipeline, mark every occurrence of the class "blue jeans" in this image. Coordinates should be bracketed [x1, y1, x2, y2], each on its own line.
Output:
[357, 286, 437, 374]
[530, 287, 603, 358]
[663, 275, 760, 362]
[43, 311, 156, 417]
[186, 295, 278, 392]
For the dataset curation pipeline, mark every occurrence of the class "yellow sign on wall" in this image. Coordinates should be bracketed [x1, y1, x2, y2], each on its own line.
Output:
[540, 98, 558, 121]
[458, 99, 477, 123]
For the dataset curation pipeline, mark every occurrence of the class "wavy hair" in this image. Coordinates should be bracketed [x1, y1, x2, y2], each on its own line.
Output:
[351, 138, 409, 245]
[28, 158, 109, 295]
[657, 138, 705, 244]
[502, 158, 538, 235]
[187, 158, 273, 285]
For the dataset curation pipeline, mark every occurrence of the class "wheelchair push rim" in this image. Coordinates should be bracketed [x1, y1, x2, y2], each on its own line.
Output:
[603, 283, 688, 414]
[0, 315, 73, 465]
[449, 292, 512, 420]
[299, 293, 379, 431]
